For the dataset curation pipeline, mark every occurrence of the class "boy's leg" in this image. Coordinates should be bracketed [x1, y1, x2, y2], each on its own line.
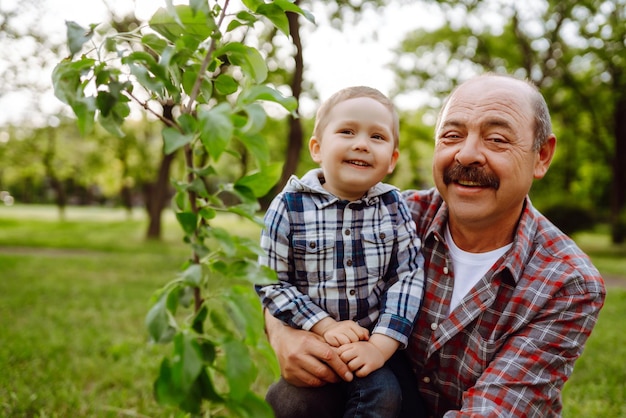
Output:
[266, 377, 345, 418]
[342, 365, 401, 418]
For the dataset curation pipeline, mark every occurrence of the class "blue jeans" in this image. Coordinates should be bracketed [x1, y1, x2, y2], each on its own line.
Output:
[265, 352, 426, 418]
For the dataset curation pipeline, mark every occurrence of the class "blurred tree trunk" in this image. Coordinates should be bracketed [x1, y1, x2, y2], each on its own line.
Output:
[43, 128, 67, 220]
[144, 102, 176, 240]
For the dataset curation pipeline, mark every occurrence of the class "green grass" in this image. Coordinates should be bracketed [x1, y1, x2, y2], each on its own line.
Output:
[0, 204, 624, 417]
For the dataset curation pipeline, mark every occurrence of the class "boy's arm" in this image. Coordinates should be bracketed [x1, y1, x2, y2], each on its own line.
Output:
[374, 195, 425, 347]
[257, 196, 330, 330]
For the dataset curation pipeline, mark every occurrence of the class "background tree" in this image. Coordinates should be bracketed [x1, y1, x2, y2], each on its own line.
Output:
[390, 0, 625, 242]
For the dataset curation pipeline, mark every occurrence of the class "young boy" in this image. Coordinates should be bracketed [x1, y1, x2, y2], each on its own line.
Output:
[257, 86, 425, 418]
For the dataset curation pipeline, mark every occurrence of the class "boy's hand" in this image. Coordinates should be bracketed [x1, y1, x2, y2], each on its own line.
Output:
[322, 320, 370, 347]
[336, 341, 386, 377]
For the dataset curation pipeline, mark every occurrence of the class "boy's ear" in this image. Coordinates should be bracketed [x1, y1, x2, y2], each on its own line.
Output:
[387, 148, 399, 174]
[309, 136, 322, 164]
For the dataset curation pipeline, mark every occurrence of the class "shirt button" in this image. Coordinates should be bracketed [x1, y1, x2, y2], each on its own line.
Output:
[443, 266, 449, 274]
[422, 376, 431, 383]
[349, 289, 356, 296]
[379, 232, 386, 239]
[308, 241, 316, 249]
[346, 259, 353, 267]
[430, 323, 438, 331]
[345, 229, 350, 236]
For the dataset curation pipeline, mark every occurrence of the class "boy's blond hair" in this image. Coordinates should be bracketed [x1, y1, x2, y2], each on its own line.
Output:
[313, 86, 400, 148]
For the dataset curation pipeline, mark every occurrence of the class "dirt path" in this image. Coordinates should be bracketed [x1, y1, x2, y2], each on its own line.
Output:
[603, 275, 626, 289]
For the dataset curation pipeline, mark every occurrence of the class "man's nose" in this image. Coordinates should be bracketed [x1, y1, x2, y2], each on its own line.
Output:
[455, 134, 486, 166]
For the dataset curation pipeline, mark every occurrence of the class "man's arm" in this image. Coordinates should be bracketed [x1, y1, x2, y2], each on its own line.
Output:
[264, 309, 354, 387]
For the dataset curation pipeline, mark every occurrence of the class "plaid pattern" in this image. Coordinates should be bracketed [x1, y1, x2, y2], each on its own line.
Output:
[403, 188, 606, 417]
[258, 169, 425, 347]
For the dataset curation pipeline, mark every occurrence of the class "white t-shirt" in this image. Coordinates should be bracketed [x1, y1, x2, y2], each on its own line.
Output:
[445, 225, 512, 315]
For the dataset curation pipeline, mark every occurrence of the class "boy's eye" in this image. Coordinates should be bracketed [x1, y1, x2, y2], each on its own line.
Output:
[372, 134, 384, 140]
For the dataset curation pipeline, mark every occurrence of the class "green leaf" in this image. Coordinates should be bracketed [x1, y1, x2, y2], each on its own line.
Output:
[163, 127, 193, 155]
[214, 42, 267, 84]
[210, 227, 236, 257]
[149, 5, 215, 46]
[215, 74, 239, 95]
[236, 132, 271, 165]
[197, 368, 223, 402]
[240, 0, 264, 12]
[198, 103, 234, 160]
[171, 333, 203, 395]
[154, 358, 179, 405]
[70, 97, 96, 136]
[177, 113, 197, 134]
[181, 263, 202, 286]
[192, 305, 208, 334]
[238, 84, 297, 113]
[223, 339, 256, 400]
[273, 0, 316, 24]
[226, 391, 275, 418]
[146, 295, 176, 343]
[188, 177, 209, 198]
[198, 206, 216, 221]
[240, 103, 267, 135]
[141, 33, 168, 55]
[51, 57, 95, 105]
[175, 211, 198, 235]
[226, 285, 265, 343]
[256, 4, 289, 36]
[235, 163, 283, 197]
[65, 21, 96, 56]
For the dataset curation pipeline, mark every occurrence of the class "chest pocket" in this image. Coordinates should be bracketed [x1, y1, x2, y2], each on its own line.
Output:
[292, 233, 335, 283]
[361, 228, 395, 279]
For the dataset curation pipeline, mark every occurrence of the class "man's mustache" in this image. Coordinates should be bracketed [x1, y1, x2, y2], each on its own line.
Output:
[443, 164, 500, 189]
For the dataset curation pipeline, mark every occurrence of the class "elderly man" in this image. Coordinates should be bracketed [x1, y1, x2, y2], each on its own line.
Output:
[263, 74, 605, 417]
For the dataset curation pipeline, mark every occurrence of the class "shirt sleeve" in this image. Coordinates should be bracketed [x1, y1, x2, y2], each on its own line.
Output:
[445, 278, 605, 417]
[373, 194, 426, 349]
[256, 195, 330, 330]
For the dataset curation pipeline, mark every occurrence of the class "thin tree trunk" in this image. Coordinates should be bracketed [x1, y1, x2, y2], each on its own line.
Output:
[261, 4, 304, 209]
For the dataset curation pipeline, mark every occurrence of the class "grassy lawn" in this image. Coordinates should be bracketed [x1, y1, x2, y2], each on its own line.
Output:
[0, 204, 624, 417]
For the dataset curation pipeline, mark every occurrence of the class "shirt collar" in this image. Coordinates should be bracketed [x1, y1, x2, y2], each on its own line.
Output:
[425, 194, 537, 285]
[286, 168, 397, 209]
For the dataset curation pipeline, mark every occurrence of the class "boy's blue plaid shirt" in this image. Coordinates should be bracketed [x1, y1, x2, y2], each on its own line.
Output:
[257, 168, 425, 348]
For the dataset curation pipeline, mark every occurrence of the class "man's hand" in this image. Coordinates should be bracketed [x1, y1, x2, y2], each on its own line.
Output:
[264, 310, 354, 387]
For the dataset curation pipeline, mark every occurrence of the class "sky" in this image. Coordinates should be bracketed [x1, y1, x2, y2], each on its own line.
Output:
[0, 0, 443, 126]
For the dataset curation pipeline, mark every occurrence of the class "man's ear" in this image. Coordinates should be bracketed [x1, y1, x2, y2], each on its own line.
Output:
[309, 136, 322, 164]
[534, 134, 556, 179]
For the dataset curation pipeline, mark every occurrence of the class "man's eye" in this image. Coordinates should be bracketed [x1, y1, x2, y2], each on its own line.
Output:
[488, 137, 506, 143]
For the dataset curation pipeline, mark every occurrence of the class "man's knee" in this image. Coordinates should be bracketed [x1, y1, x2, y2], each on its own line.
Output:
[265, 378, 343, 418]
